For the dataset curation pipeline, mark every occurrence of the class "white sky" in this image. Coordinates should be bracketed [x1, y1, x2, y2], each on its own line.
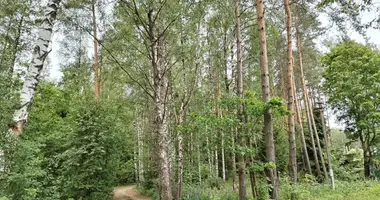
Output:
[46, 5, 380, 129]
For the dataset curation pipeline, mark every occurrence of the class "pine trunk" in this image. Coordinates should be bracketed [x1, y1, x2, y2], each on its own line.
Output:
[296, 29, 321, 177]
[256, 0, 279, 198]
[10, 0, 61, 136]
[294, 81, 312, 174]
[284, 0, 297, 183]
[234, 0, 246, 198]
[308, 91, 328, 180]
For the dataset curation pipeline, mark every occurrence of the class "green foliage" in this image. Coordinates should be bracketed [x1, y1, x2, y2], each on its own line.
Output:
[1, 82, 134, 199]
[322, 40, 380, 176]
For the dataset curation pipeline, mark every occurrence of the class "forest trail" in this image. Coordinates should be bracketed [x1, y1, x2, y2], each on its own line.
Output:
[113, 185, 151, 200]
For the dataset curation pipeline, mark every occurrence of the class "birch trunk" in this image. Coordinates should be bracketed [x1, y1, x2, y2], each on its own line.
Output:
[296, 29, 321, 177]
[177, 107, 185, 200]
[232, 128, 238, 191]
[198, 142, 202, 185]
[318, 94, 335, 189]
[234, 0, 246, 198]
[215, 145, 219, 188]
[256, 0, 279, 197]
[284, 0, 297, 183]
[10, 0, 61, 136]
[207, 135, 213, 189]
[137, 121, 145, 182]
[92, 0, 100, 99]
[149, 10, 172, 200]
[177, 135, 183, 199]
[221, 131, 226, 183]
[134, 150, 139, 183]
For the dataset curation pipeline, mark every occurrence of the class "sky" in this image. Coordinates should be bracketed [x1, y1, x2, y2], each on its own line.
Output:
[46, 4, 380, 129]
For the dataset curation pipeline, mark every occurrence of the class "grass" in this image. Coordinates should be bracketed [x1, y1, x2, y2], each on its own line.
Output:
[181, 179, 380, 200]
[136, 179, 380, 199]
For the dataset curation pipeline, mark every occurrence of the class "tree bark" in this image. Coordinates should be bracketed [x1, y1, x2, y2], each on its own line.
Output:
[207, 134, 213, 189]
[213, 44, 221, 188]
[318, 94, 335, 189]
[176, 105, 185, 200]
[10, 0, 61, 136]
[232, 128, 238, 191]
[364, 149, 371, 178]
[134, 150, 139, 183]
[234, 0, 246, 198]
[284, 0, 297, 183]
[137, 120, 145, 182]
[222, 131, 226, 183]
[215, 146, 219, 188]
[92, 0, 100, 99]
[294, 81, 312, 174]
[198, 142, 202, 185]
[148, 9, 172, 200]
[308, 90, 328, 180]
[256, 0, 278, 198]
[296, 29, 321, 178]
[177, 135, 183, 199]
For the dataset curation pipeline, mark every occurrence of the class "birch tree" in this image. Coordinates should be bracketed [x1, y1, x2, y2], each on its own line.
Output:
[9, 0, 61, 136]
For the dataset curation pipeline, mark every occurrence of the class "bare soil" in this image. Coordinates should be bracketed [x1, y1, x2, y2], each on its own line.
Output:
[113, 185, 152, 200]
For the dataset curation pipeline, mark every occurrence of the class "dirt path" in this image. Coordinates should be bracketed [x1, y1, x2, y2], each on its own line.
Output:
[113, 185, 151, 200]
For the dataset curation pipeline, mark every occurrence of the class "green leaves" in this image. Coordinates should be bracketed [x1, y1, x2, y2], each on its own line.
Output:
[322, 40, 380, 172]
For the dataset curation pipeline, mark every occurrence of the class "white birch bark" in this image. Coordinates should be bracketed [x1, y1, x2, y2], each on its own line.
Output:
[134, 150, 138, 182]
[198, 142, 202, 185]
[177, 135, 183, 199]
[221, 132, 226, 182]
[137, 121, 145, 182]
[215, 145, 219, 187]
[10, 0, 61, 136]
[206, 134, 212, 188]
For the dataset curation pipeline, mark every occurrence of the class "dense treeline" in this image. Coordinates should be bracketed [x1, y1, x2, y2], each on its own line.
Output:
[1, 0, 380, 200]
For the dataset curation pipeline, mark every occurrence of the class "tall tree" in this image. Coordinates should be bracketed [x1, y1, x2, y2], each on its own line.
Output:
[294, 81, 312, 174]
[322, 40, 380, 178]
[318, 93, 335, 189]
[296, 27, 322, 178]
[9, 0, 61, 136]
[256, 0, 278, 198]
[284, 0, 296, 183]
[234, 0, 246, 198]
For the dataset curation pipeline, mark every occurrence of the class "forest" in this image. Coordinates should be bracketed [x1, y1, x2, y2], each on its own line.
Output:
[1, 0, 380, 199]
